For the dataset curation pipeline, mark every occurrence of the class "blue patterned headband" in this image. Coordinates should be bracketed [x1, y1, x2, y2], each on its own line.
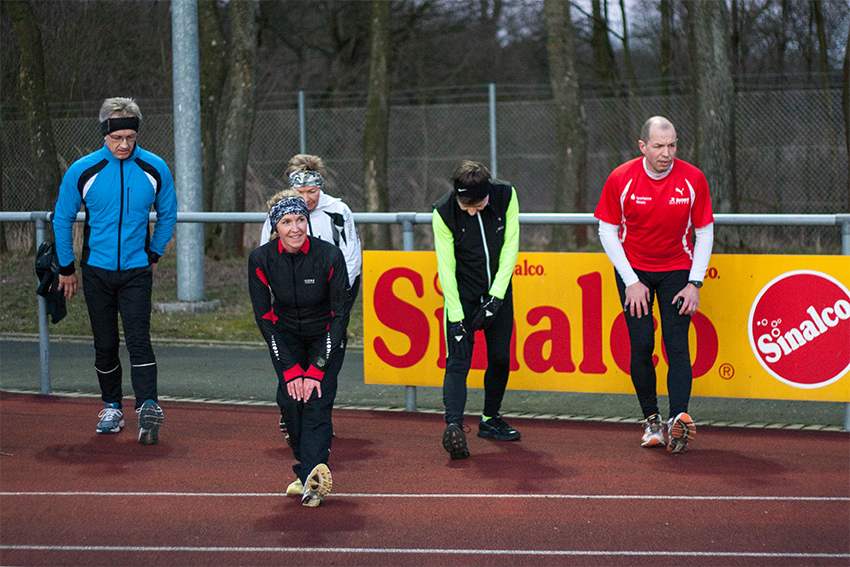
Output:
[269, 197, 309, 228]
[289, 170, 324, 189]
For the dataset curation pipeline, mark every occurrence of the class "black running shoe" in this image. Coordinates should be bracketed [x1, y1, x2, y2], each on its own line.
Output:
[477, 416, 521, 441]
[442, 423, 470, 460]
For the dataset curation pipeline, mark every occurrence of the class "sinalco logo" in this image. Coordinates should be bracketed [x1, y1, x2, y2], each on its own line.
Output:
[748, 270, 850, 389]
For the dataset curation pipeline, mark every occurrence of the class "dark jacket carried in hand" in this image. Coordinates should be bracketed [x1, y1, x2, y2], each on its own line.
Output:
[35, 241, 67, 324]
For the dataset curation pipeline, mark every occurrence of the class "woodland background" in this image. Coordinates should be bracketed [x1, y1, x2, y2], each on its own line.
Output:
[2, 0, 849, 255]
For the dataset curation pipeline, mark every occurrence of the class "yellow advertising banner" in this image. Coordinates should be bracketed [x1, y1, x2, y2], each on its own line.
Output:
[363, 252, 850, 402]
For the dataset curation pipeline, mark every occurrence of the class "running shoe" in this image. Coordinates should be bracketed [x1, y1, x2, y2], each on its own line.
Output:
[442, 423, 470, 459]
[279, 415, 291, 447]
[301, 463, 333, 507]
[137, 399, 163, 445]
[286, 478, 304, 496]
[641, 413, 665, 448]
[96, 403, 124, 434]
[667, 412, 696, 454]
[477, 415, 521, 441]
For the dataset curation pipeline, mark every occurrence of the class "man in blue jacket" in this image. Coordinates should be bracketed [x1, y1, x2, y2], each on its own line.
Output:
[54, 97, 177, 445]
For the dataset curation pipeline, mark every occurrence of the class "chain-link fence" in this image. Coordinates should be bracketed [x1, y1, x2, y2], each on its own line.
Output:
[2, 85, 847, 252]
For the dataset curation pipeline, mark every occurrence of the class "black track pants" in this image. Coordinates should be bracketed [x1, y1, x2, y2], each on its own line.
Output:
[615, 269, 693, 420]
[82, 264, 157, 410]
[443, 289, 514, 425]
[276, 333, 341, 484]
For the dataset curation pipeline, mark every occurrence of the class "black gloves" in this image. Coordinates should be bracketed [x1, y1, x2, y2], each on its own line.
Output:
[446, 320, 472, 359]
[470, 295, 502, 331]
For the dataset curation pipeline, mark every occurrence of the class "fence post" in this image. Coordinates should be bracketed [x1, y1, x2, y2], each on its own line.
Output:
[298, 90, 307, 154]
[172, 0, 206, 302]
[401, 212, 418, 412]
[489, 83, 497, 178]
[842, 215, 850, 432]
[34, 213, 51, 395]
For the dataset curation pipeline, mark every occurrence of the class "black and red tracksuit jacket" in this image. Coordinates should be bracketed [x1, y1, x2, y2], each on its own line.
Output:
[248, 236, 349, 383]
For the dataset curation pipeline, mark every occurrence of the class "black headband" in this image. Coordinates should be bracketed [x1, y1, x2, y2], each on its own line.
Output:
[454, 180, 491, 201]
[101, 116, 140, 136]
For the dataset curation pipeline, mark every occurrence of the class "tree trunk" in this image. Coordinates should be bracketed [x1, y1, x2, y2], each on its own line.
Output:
[688, 0, 739, 248]
[843, 23, 849, 212]
[210, 0, 258, 258]
[688, 0, 735, 216]
[590, 0, 619, 97]
[618, 0, 637, 94]
[7, 0, 60, 246]
[544, 0, 586, 249]
[811, 0, 831, 91]
[0, 112, 5, 253]
[362, 0, 392, 250]
[660, 0, 672, 97]
[198, 0, 227, 217]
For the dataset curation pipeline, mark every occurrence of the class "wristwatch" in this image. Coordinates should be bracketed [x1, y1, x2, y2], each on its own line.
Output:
[688, 280, 703, 289]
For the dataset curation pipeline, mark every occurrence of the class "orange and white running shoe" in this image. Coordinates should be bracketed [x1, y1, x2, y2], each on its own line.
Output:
[641, 414, 666, 447]
[667, 412, 696, 453]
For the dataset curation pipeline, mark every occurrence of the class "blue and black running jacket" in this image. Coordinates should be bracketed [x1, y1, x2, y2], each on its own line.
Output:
[53, 144, 177, 274]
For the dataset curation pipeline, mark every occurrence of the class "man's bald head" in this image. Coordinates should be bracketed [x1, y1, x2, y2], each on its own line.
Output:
[640, 116, 676, 144]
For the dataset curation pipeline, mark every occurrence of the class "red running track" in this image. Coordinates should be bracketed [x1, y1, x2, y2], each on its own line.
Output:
[0, 392, 848, 567]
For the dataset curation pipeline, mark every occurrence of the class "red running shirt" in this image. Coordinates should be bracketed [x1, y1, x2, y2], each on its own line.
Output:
[594, 157, 714, 272]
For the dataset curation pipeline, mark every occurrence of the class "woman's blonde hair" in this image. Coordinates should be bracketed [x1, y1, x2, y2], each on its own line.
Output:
[284, 154, 325, 177]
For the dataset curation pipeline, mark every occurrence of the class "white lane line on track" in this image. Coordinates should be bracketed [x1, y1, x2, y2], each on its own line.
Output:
[1, 491, 847, 501]
[1, 545, 848, 559]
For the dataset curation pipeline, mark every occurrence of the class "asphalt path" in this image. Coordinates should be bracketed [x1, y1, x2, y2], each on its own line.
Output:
[0, 337, 845, 427]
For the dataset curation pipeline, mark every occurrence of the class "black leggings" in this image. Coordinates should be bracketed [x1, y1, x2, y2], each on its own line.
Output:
[443, 290, 514, 425]
[82, 264, 156, 410]
[615, 269, 692, 419]
[276, 334, 341, 484]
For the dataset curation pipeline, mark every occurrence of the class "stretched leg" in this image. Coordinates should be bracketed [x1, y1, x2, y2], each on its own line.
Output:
[297, 348, 340, 484]
[443, 325, 473, 426]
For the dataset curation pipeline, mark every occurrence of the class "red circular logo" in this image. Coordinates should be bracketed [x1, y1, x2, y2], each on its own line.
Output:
[748, 270, 850, 389]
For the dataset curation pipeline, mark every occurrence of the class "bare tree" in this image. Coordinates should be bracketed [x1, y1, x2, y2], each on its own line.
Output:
[362, 0, 392, 250]
[7, 0, 59, 226]
[544, 0, 586, 249]
[210, 0, 258, 258]
[811, 0, 832, 90]
[198, 0, 227, 218]
[843, 22, 849, 212]
[590, 0, 619, 96]
[618, 0, 637, 93]
[660, 0, 673, 95]
[688, 0, 736, 216]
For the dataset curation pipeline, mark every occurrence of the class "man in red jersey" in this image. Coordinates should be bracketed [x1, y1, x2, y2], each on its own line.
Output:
[594, 116, 715, 454]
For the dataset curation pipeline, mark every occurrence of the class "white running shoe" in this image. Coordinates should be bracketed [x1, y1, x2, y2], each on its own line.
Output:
[641, 413, 665, 447]
[96, 403, 124, 434]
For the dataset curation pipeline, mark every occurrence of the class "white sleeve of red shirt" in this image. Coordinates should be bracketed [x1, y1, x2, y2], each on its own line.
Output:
[598, 221, 640, 286]
[689, 223, 714, 282]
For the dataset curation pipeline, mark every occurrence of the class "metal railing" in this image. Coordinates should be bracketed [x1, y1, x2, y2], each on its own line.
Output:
[3, 210, 849, 429]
